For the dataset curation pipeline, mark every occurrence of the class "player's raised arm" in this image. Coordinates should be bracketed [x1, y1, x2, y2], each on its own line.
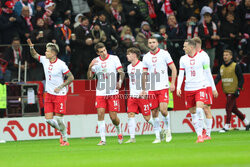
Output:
[117, 67, 125, 89]
[169, 63, 177, 92]
[87, 59, 98, 79]
[54, 71, 74, 93]
[27, 39, 39, 61]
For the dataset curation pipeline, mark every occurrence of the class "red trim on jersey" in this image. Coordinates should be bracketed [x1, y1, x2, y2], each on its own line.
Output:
[150, 48, 160, 55]
[50, 57, 58, 64]
[132, 60, 140, 67]
[116, 66, 122, 70]
[143, 67, 148, 70]
[167, 61, 174, 66]
[179, 68, 184, 70]
[38, 55, 41, 62]
[63, 70, 70, 75]
[199, 49, 204, 53]
[99, 54, 110, 61]
[188, 52, 198, 58]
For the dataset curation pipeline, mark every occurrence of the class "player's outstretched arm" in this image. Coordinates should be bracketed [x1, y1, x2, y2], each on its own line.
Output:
[27, 39, 39, 61]
[54, 72, 74, 93]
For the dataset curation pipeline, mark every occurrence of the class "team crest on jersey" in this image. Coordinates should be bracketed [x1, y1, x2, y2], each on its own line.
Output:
[101, 62, 107, 68]
[190, 59, 195, 65]
[48, 64, 53, 71]
[152, 56, 157, 63]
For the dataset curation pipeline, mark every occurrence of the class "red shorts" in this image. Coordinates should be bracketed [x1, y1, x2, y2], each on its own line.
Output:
[148, 89, 169, 109]
[185, 89, 206, 109]
[204, 87, 213, 105]
[95, 95, 120, 112]
[44, 93, 67, 114]
[127, 98, 151, 116]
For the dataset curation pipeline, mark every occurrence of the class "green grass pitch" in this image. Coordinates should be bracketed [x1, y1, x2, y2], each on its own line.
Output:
[0, 131, 249, 167]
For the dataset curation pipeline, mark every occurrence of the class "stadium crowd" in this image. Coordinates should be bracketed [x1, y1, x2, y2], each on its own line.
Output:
[0, 0, 249, 82]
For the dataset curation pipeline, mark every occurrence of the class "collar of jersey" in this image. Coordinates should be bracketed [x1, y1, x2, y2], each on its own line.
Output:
[99, 54, 110, 61]
[50, 57, 58, 64]
[199, 49, 203, 53]
[188, 52, 198, 58]
[150, 48, 160, 55]
[132, 60, 140, 67]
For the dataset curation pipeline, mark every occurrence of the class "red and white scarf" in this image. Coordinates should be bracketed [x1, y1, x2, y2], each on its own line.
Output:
[24, 16, 33, 31]
[20, 0, 33, 16]
[161, 0, 174, 17]
[145, 0, 156, 19]
[203, 20, 218, 47]
[42, 9, 53, 25]
[13, 47, 22, 65]
[203, 20, 217, 36]
[3, 8, 13, 14]
[110, 6, 121, 25]
[141, 29, 151, 39]
[187, 25, 198, 39]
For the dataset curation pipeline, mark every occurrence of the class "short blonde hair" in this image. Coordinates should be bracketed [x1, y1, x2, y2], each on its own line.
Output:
[192, 37, 202, 45]
[46, 43, 59, 54]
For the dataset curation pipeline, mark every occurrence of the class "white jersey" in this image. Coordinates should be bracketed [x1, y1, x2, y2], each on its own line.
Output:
[127, 60, 146, 97]
[199, 50, 211, 87]
[91, 54, 122, 96]
[179, 52, 208, 91]
[39, 56, 69, 95]
[142, 48, 173, 91]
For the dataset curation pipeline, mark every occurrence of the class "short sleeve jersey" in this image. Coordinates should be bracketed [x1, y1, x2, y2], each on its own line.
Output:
[127, 60, 147, 97]
[179, 52, 207, 91]
[38, 56, 69, 95]
[142, 48, 173, 91]
[91, 54, 122, 96]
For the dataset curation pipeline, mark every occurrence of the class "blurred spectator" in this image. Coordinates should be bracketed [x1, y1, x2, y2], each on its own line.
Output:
[74, 16, 95, 79]
[120, 25, 135, 44]
[19, 6, 32, 43]
[55, 18, 72, 65]
[14, 0, 34, 16]
[220, 13, 240, 52]
[121, 0, 142, 33]
[105, 0, 126, 32]
[42, 0, 56, 29]
[137, 0, 155, 27]
[186, 14, 199, 39]
[97, 12, 120, 51]
[3, 37, 29, 81]
[32, 2, 45, 26]
[136, 21, 153, 54]
[74, 13, 83, 28]
[71, 0, 90, 16]
[54, 0, 72, 20]
[177, 0, 200, 22]
[237, 0, 250, 26]
[157, 25, 174, 51]
[166, 15, 186, 39]
[198, 12, 220, 70]
[0, 1, 21, 44]
[91, 22, 107, 44]
[217, 4, 227, 25]
[225, 1, 241, 25]
[200, 0, 219, 24]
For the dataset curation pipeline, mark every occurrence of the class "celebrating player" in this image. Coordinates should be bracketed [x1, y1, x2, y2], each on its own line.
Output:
[193, 37, 218, 140]
[143, 37, 177, 143]
[125, 47, 155, 143]
[27, 39, 74, 146]
[177, 39, 216, 143]
[87, 42, 125, 146]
